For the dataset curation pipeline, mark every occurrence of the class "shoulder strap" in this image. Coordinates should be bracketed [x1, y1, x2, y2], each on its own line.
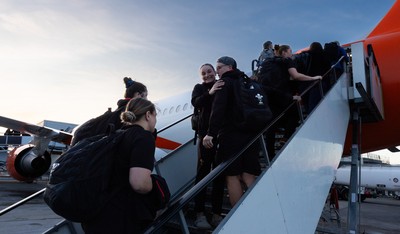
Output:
[105, 123, 115, 136]
[115, 105, 126, 113]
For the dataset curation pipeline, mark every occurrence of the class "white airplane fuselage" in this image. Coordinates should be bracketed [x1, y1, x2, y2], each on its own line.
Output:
[335, 165, 400, 191]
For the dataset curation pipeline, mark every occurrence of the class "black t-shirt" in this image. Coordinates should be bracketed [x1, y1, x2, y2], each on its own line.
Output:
[120, 125, 155, 170]
[281, 57, 296, 93]
[260, 57, 296, 115]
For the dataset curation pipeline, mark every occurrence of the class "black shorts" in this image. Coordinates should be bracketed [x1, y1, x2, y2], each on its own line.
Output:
[216, 131, 261, 176]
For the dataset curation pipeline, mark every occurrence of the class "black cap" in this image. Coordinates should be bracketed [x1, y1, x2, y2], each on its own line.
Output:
[217, 56, 237, 69]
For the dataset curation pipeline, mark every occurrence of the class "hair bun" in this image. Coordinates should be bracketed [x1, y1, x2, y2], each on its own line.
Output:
[121, 111, 136, 122]
[123, 77, 135, 88]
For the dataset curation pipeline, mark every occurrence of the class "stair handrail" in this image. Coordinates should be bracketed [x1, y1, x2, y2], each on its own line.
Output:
[0, 188, 46, 216]
[156, 114, 192, 134]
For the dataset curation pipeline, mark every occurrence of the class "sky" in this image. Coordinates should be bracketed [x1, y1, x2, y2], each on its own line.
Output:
[0, 0, 398, 161]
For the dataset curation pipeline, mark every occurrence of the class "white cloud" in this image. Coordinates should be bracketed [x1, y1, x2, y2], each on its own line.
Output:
[0, 11, 151, 60]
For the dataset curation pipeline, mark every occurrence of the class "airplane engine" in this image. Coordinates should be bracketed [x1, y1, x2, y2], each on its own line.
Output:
[6, 144, 51, 182]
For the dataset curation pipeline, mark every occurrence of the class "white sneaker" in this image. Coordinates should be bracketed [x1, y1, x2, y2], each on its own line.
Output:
[211, 214, 223, 227]
[194, 214, 212, 229]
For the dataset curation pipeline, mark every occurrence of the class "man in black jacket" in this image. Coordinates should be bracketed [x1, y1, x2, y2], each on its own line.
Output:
[203, 56, 261, 207]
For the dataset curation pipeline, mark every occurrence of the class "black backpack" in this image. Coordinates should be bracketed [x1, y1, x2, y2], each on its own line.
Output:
[191, 107, 200, 145]
[293, 52, 311, 74]
[324, 42, 340, 66]
[234, 74, 273, 132]
[257, 57, 286, 90]
[43, 130, 126, 222]
[191, 108, 200, 131]
[71, 106, 125, 146]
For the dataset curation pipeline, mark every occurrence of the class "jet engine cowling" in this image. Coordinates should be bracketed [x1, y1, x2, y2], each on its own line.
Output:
[6, 144, 51, 182]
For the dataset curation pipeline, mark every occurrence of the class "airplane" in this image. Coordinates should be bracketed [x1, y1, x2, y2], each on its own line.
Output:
[334, 163, 400, 201]
[0, 90, 194, 182]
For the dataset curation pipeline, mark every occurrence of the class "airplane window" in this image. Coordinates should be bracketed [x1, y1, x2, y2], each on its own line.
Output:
[176, 105, 181, 112]
[183, 103, 188, 111]
[169, 107, 174, 114]
[163, 108, 168, 115]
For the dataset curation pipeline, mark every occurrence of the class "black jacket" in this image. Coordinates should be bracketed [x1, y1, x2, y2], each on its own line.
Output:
[207, 69, 245, 138]
[191, 81, 216, 137]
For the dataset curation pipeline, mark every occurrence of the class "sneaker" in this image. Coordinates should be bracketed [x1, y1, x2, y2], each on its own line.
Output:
[194, 214, 212, 229]
[211, 214, 223, 227]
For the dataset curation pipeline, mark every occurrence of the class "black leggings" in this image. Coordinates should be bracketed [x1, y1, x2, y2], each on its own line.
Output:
[194, 136, 224, 214]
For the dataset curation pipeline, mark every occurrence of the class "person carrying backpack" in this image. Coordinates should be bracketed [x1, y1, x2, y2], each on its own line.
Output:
[324, 41, 349, 86]
[71, 77, 148, 145]
[203, 56, 272, 207]
[81, 98, 167, 234]
[257, 45, 322, 160]
[295, 42, 331, 114]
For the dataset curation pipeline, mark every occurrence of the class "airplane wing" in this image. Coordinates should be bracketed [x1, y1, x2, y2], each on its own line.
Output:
[0, 115, 73, 145]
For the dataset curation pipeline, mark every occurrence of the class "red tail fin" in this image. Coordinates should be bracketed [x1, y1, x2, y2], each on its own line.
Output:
[368, 1, 400, 38]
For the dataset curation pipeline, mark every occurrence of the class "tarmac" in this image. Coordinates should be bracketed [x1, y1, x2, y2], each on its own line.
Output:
[337, 197, 400, 234]
[0, 177, 64, 234]
[1, 176, 399, 234]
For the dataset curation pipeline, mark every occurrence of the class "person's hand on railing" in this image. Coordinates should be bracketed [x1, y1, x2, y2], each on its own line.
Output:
[293, 95, 302, 101]
[313, 75, 322, 80]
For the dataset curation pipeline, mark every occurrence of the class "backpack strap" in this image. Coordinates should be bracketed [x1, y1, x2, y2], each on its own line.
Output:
[106, 123, 115, 136]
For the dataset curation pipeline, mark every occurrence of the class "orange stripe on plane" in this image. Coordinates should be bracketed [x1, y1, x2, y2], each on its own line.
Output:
[155, 136, 182, 150]
[368, 1, 400, 38]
